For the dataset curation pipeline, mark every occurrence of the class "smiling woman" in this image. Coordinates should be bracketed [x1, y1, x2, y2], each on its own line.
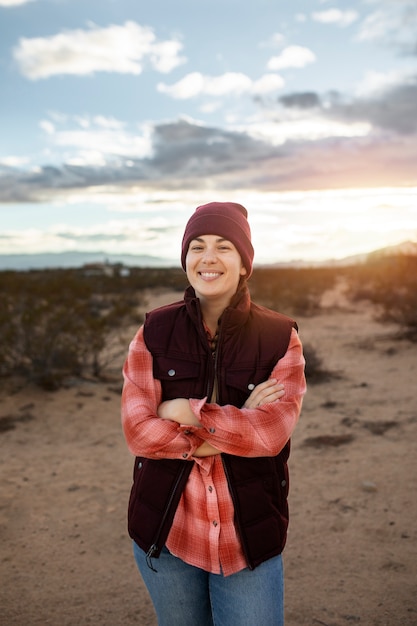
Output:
[121, 200, 307, 626]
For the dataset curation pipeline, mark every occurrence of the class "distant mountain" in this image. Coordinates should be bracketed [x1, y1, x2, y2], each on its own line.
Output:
[367, 240, 417, 259]
[0, 241, 415, 271]
[0, 251, 178, 271]
[270, 240, 417, 268]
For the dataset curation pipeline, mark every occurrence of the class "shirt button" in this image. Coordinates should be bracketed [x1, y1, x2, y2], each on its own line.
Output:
[209, 427, 216, 434]
[208, 486, 213, 493]
[212, 521, 218, 527]
[182, 453, 188, 458]
[248, 383, 255, 391]
[168, 369, 176, 376]
[184, 430, 191, 435]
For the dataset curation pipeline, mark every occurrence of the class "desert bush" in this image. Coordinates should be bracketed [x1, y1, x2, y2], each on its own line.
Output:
[249, 267, 338, 315]
[345, 255, 417, 340]
[303, 342, 338, 384]
[0, 268, 144, 387]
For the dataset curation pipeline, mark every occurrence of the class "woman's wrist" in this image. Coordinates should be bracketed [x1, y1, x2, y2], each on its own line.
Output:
[158, 398, 201, 426]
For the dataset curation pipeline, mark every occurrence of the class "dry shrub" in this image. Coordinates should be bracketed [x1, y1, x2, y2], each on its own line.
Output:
[345, 255, 417, 340]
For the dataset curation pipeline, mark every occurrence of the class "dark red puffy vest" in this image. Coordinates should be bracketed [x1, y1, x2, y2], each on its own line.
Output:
[128, 285, 296, 570]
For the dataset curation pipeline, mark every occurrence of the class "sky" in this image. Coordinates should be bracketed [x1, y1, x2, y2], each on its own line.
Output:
[0, 0, 416, 268]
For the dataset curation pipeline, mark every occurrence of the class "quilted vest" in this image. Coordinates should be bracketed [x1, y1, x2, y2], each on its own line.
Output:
[128, 285, 296, 570]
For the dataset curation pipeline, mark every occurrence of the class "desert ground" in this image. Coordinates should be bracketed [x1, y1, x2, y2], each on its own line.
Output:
[1, 284, 416, 626]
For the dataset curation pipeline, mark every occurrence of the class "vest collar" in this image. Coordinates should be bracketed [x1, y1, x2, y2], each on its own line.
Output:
[184, 283, 251, 334]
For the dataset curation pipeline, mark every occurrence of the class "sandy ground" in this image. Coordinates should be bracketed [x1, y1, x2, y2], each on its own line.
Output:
[1, 285, 416, 626]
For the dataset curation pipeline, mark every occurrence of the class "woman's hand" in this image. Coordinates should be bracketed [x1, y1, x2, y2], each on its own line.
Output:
[157, 398, 201, 426]
[243, 378, 285, 409]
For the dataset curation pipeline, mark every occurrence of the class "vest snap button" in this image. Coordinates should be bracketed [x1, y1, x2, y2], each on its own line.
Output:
[248, 383, 255, 390]
[168, 369, 176, 376]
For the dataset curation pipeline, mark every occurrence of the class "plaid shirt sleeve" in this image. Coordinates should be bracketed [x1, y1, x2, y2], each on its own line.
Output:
[189, 328, 306, 457]
[121, 326, 203, 459]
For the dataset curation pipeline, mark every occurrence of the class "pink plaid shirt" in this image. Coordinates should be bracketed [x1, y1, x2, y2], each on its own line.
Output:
[122, 325, 306, 575]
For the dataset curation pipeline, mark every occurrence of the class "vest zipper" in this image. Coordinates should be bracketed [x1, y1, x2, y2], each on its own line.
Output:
[145, 463, 190, 572]
[211, 318, 253, 568]
[208, 312, 226, 401]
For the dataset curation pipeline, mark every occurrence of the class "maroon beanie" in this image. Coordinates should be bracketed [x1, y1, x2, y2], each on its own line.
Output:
[181, 202, 254, 277]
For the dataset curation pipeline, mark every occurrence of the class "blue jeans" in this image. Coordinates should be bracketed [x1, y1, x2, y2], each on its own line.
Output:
[133, 542, 284, 626]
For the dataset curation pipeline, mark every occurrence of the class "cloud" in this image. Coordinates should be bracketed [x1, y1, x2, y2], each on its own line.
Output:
[157, 71, 284, 99]
[329, 80, 417, 134]
[259, 33, 286, 48]
[275, 71, 417, 135]
[13, 21, 186, 80]
[1, 111, 417, 206]
[0, 0, 34, 5]
[39, 120, 55, 135]
[356, 2, 417, 55]
[0, 156, 30, 166]
[37, 114, 153, 163]
[279, 92, 321, 109]
[267, 46, 316, 71]
[312, 9, 359, 27]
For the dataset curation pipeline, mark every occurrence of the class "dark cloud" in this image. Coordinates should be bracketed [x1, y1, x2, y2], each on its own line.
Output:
[328, 81, 417, 134]
[1, 105, 416, 205]
[275, 76, 417, 134]
[56, 232, 128, 242]
[0, 120, 283, 202]
[278, 92, 321, 109]
[148, 119, 278, 181]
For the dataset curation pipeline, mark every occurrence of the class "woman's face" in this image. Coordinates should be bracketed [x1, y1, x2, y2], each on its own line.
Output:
[185, 234, 247, 306]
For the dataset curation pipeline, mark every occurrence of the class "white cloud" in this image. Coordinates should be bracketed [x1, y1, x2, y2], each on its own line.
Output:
[39, 120, 55, 135]
[157, 71, 284, 99]
[150, 40, 186, 73]
[91, 115, 125, 130]
[259, 33, 286, 48]
[0, 155, 30, 166]
[312, 9, 359, 27]
[13, 21, 186, 80]
[267, 46, 316, 71]
[39, 115, 153, 160]
[66, 152, 108, 167]
[0, 0, 34, 5]
[355, 68, 417, 97]
[356, 3, 417, 54]
[252, 74, 285, 93]
[242, 114, 371, 147]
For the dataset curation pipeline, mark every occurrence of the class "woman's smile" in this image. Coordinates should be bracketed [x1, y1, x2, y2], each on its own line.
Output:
[198, 271, 223, 281]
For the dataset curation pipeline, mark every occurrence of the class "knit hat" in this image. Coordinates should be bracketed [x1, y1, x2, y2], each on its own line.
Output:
[181, 201, 254, 277]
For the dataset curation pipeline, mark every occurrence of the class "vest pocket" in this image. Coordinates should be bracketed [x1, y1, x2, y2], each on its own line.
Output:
[153, 355, 202, 400]
[225, 364, 273, 395]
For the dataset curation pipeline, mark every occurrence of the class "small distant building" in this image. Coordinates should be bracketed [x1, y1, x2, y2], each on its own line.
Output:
[82, 261, 131, 277]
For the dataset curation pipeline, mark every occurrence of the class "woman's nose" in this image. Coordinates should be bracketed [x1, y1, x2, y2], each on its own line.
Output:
[202, 247, 217, 262]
